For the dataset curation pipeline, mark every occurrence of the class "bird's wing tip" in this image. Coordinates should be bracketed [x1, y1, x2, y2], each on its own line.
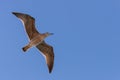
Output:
[12, 12, 19, 16]
[12, 12, 17, 14]
[49, 70, 52, 73]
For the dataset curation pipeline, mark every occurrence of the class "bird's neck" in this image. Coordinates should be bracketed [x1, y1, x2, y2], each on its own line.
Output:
[41, 33, 48, 37]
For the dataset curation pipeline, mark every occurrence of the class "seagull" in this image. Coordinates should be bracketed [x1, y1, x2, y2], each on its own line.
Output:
[12, 12, 54, 73]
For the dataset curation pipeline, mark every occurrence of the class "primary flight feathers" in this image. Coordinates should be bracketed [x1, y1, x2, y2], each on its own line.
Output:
[12, 12, 54, 73]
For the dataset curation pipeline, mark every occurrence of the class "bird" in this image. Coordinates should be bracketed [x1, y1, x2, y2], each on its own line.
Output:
[12, 12, 54, 73]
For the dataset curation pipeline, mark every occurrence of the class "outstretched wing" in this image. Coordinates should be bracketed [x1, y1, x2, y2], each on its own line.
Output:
[36, 41, 54, 73]
[12, 12, 54, 73]
[12, 12, 39, 40]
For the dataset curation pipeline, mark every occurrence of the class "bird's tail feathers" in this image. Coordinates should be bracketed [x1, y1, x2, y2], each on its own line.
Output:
[22, 45, 30, 52]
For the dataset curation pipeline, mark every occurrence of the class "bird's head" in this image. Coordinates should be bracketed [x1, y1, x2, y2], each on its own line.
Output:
[45, 32, 54, 37]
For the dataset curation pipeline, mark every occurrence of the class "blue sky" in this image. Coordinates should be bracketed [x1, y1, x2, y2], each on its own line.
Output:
[0, 0, 119, 80]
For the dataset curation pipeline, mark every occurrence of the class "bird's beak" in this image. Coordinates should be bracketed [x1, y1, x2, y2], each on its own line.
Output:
[50, 33, 54, 35]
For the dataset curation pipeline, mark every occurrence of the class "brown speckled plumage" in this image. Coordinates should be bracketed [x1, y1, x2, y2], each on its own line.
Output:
[12, 12, 54, 73]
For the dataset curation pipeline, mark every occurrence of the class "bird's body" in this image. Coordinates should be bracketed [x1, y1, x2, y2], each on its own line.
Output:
[22, 34, 45, 51]
[29, 34, 45, 46]
[12, 12, 54, 73]
[23, 33, 53, 51]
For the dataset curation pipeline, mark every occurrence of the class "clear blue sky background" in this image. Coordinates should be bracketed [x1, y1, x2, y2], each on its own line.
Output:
[0, 0, 119, 80]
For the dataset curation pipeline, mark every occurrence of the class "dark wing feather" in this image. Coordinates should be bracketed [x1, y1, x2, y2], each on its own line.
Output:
[12, 12, 39, 40]
[36, 41, 54, 73]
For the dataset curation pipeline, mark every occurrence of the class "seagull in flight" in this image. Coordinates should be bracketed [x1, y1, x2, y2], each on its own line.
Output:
[12, 12, 54, 73]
